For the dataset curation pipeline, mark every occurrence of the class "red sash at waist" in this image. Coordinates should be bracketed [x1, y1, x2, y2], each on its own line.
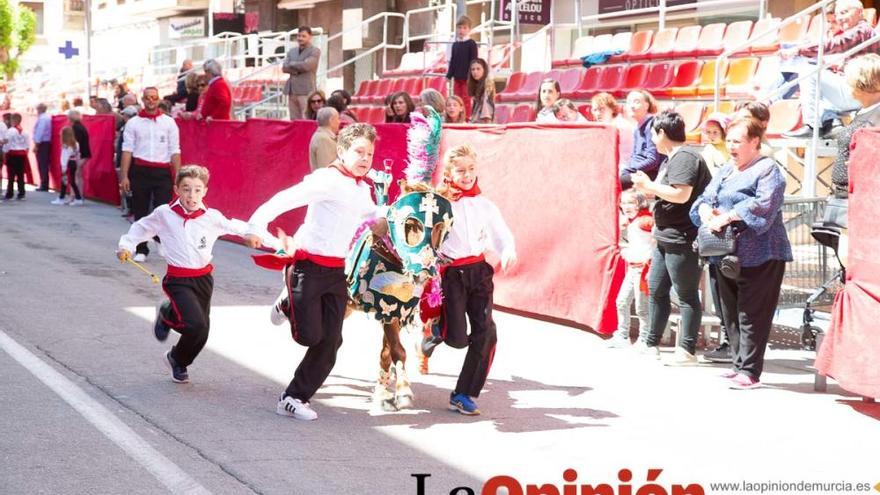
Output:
[135, 158, 171, 168]
[294, 251, 345, 268]
[166, 264, 214, 277]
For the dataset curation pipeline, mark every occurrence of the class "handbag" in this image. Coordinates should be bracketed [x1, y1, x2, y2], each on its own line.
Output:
[696, 223, 737, 257]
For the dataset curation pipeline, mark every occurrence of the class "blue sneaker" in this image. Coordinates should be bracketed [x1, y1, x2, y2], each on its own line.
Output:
[154, 300, 171, 342]
[449, 392, 480, 415]
[165, 351, 189, 384]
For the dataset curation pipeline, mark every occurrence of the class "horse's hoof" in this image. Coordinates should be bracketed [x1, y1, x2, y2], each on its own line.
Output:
[381, 398, 398, 412]
[395, 394, 414, 410]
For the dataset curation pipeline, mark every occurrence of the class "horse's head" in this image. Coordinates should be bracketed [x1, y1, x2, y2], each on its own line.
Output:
[386, 189, 453, 282]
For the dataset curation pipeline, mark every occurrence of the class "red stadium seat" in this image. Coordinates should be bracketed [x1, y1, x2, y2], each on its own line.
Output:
[389, 78, 406, 94]
[766, 99, 802, 138]
[618, 64, 649, 96]
[671, 25, 702, 58]
[351, 80, 377, 104]
[657, 60, 703, 97]
[611, 30, 653, 62]
[597, 65, 626, 94]
[695, 23, 727, 57]
[369, 79, 393, 104]
[495, 104, 513, 124]
[559, 68, 584, 95]
[749, 17, 782, 54]
[511, 103, 536, 122]
[368, 107, 386, 124]
[577, 104, 593, 121]
[497, 72, 526, 102]
[643, 62, 676, 92]
[425, 77, 447, 96]
[572, 66, 604, 100]
[510, 71, 546, 101]
[403, 77, 422, 96]
[647, 27, 679, 60]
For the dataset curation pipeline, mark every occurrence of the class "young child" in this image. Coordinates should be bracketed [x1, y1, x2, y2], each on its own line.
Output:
[444, 95, 466, 124]
[3, 113, 30, 201]
[446, 16, 478, 120]
[433, 144, 516, 415]
[246, 123, 382, 421]
[52, 127, 82, 205]
[117, 165, 276, 384]
[610, 189, 654, 348]
[467, 58, 495, 123]
[700, 112, 731, 175]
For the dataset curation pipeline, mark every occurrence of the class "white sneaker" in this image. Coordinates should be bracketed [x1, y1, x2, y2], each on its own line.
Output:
[269, 289, 289, 326]
[666, 346, 698, 366]
[606, 336, 632, 349]
[276, 395, 317, 421]
[50, 198, 66, 205]
[633, 340, 660, 359]
[69, 199, 84, 206]
[133, 253, 147, 263]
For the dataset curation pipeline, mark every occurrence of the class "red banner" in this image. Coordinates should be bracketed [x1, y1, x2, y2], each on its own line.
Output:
[49, 114, 119, 204]
[816, 128, 880, 399]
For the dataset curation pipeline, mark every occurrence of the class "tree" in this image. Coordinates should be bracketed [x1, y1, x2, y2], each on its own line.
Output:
[0, 0, 36, 80]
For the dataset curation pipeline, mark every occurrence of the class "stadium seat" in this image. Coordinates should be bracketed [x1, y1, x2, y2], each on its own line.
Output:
[559, 68, 584, 95]
[778, 16, 810, 44]
[676, 101, 706, 141]
[766, 99, 802, 138]
[497, 72, 527, 102]
[619, 64, 649, 96]
[722, 20, 755, 56]
[370, 79, 393, 104]
[572, 66, 604, 100]
[389, 78, 406, 94]
[695, 23, 727, 57]
[510, 71, 546, 101]
[403, 77, 423, 96]
[495, 104, 513, 124]
[671, 25, 702, 58]
[368, 106, 386, 124]
[577, 104, 593, 121]
[865, 8, 877, 26]
[554, 35, 593, 67]
[425, 76, 448, 96]
[643, 62, 676, 92]
[694, 59, 731, 97]
[511, 103, 536, 122]
[545, 69, 563, 84]
[706, 101, 735, 115]
[647, 27, 679, 60]
[611, 30, 653, 62]
[749, 17, 782, 54]
[488, 43, 513, 72]
[706, 57, 758, 97]
[352, 80, 377, 105]
[751, 56, 781, 97]
[597, 65, 626, 94]
[660, 60, 704, 97]
[610, 32, 633, 53]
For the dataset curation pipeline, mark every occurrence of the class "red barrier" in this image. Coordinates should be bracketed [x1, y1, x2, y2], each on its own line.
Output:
[49, 114, 119, 205]
[816, 128, 880, 399]
[179, 119, 624, 333]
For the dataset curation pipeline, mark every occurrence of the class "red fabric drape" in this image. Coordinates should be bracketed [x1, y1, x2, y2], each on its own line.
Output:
[49, 114, 119, 204]
[816, 128, 880, 399]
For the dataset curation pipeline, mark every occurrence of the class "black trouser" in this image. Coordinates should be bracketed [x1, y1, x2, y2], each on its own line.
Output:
[162, 273, 213, 367]
[4, 155, 26, 199]
[129, 165, 173, 255]
[284, 260, 348, 402]
[59, 161, 81, 200]
[715, 259, 786, 380]
[440, 261, 498, 398]
[36, 142, 51, 190]
[644, 241, 703, 354]
[708, 264, 729, 346]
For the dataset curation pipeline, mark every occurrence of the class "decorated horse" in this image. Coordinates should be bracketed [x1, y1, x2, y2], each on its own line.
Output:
[345, 108, 453, 411]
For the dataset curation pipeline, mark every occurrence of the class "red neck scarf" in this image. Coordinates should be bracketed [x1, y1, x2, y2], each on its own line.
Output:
[445, 178, 482, 201]
[171, 201, 207, 223]
[330, 163, 364, 184]
[13, 125, 22, 133]
[139, 109, 160, 121]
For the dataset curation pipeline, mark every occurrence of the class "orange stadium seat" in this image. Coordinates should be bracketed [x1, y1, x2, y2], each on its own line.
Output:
[766, 99, 802, 137]
[671, 25, 702, 58]
[643, 62, 676, 92]
[619, 64, 649, 96]
[721, 57, 760, 97]
[694, 59, 731, 97]
[511, 103, 536, 122]
[611, 30, 653, 62]
[749, 17, 782, 54]
[647, 27, 679, 59]
[659, 60, 704, 97]
[403, 77, 422, 96]
[572, 66, 603, 99]
[559, 68, 584, 95]
[706, 101, 735, 115]
[497, 72, 526, 102]
[695, 23, 727, 57]
[495, 104, 513, 124]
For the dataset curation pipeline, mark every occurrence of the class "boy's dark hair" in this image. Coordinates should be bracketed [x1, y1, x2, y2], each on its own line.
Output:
[736, 101, 770, 124]
[456, 15, 472, 28]
[176, 165, 210, 186]
[330, 89, 351, 106]
[11, 113, 22, 124]
[298, 26, 312, 35]
[652, 110, 687, 143]
[326, 93, 347, 113]
[338, 123, 377, 149]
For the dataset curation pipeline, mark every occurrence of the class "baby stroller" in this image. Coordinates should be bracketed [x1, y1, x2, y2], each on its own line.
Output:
[802, 197, 847, 351]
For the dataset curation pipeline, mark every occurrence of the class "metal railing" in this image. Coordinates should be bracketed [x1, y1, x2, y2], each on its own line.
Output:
[578, 0, 765, 33]
[779, 197, 840, 308]
[403, 3, 456, 50]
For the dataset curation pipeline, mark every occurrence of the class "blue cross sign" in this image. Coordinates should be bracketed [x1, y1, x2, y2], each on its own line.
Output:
[58, 41, 79, 59]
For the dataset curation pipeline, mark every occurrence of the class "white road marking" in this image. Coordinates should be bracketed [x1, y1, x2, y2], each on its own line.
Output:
[0, 330, 211, 495]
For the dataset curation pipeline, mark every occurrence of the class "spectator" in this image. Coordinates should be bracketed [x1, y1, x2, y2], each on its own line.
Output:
[330, 89, 352, 108]
[72, 96, 90, 115]
[386, 91, 415, 123]
[734, 101, 773, 156]
[631, 110, 712, 365]
[610, 189, 654, 348]
[309, 107, 340, 171]
[114, 83, 129, 111]
[444, 95, 466, 123]
[419, 88, 446, 116]
[2, 113, 30, 201]
[700, 112, 731, 175]
[782, 0, 875, 138]
[122, 93, 138, 109]
[468, 58, 495, 123]
[184, 72, 203, 112]
[116, 105, 139, 215]
[552, 99, 587, 122]
[68, 110, 92, 206]
[95, 98, 114, 114]
[199, 59, 232, 120]
[305, 90, 326, 120]
[32, 102, 52, 192]
[691, 117, 792, 389]
[283, 26, 321, 120]
[619, 90, 663, 189]
[591, 92, 636, 167]
[327, 93, 358, 123]
[171, 59, 193, 104]
[535, 78, 561, 123]
[446, 15, 478, 119]
[383, 93, 395, 122]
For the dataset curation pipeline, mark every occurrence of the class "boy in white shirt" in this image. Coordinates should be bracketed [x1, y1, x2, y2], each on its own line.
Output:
[117, 165, 277, 384]
[245, 123, 382, 421]
[3, 113, 31, 201]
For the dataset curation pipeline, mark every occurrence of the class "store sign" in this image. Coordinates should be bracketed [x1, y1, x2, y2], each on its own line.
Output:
[501, 0, 552, 26]
[598, 0, 696, 14]
[169, 17, 205, 39]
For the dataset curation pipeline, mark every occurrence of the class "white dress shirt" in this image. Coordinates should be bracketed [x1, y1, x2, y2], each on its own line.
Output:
[5, 127, 30, 151]
[122, 114, 180, 164]
[248, 167, 379, 259]
[439, 195, 515, 260]
[119, 199, 278, 269]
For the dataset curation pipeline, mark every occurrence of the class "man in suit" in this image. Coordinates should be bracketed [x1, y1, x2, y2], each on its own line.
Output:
[283, 26, 321, 120]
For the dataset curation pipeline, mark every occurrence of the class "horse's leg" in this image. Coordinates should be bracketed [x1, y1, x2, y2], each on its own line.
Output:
[373, 332, 395, 410]
[384, 320, 414, 409]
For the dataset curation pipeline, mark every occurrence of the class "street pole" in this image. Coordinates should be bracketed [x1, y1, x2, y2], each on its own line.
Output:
[208, 0, 214, 37]
[85, 0, 92, 97]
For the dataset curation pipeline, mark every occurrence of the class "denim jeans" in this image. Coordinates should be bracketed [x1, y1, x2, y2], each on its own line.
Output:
[615, 265, 649, 342]
[798, 66, 861, 124]
[643, 242, 703, 354]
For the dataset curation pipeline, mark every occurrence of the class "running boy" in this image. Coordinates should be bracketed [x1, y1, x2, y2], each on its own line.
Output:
[117, 165, 276, 384]
[434, 144, 516, 415]
[245, 123, 382, 421]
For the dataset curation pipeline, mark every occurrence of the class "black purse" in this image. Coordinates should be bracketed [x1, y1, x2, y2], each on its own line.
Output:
[696, 223, 737, 257]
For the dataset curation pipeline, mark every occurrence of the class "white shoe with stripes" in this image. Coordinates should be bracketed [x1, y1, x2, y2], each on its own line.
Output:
[276, 395, 317, 421]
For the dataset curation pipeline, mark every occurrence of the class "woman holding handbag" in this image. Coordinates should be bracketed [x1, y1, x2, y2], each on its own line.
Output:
[690, 117, 792, 390]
